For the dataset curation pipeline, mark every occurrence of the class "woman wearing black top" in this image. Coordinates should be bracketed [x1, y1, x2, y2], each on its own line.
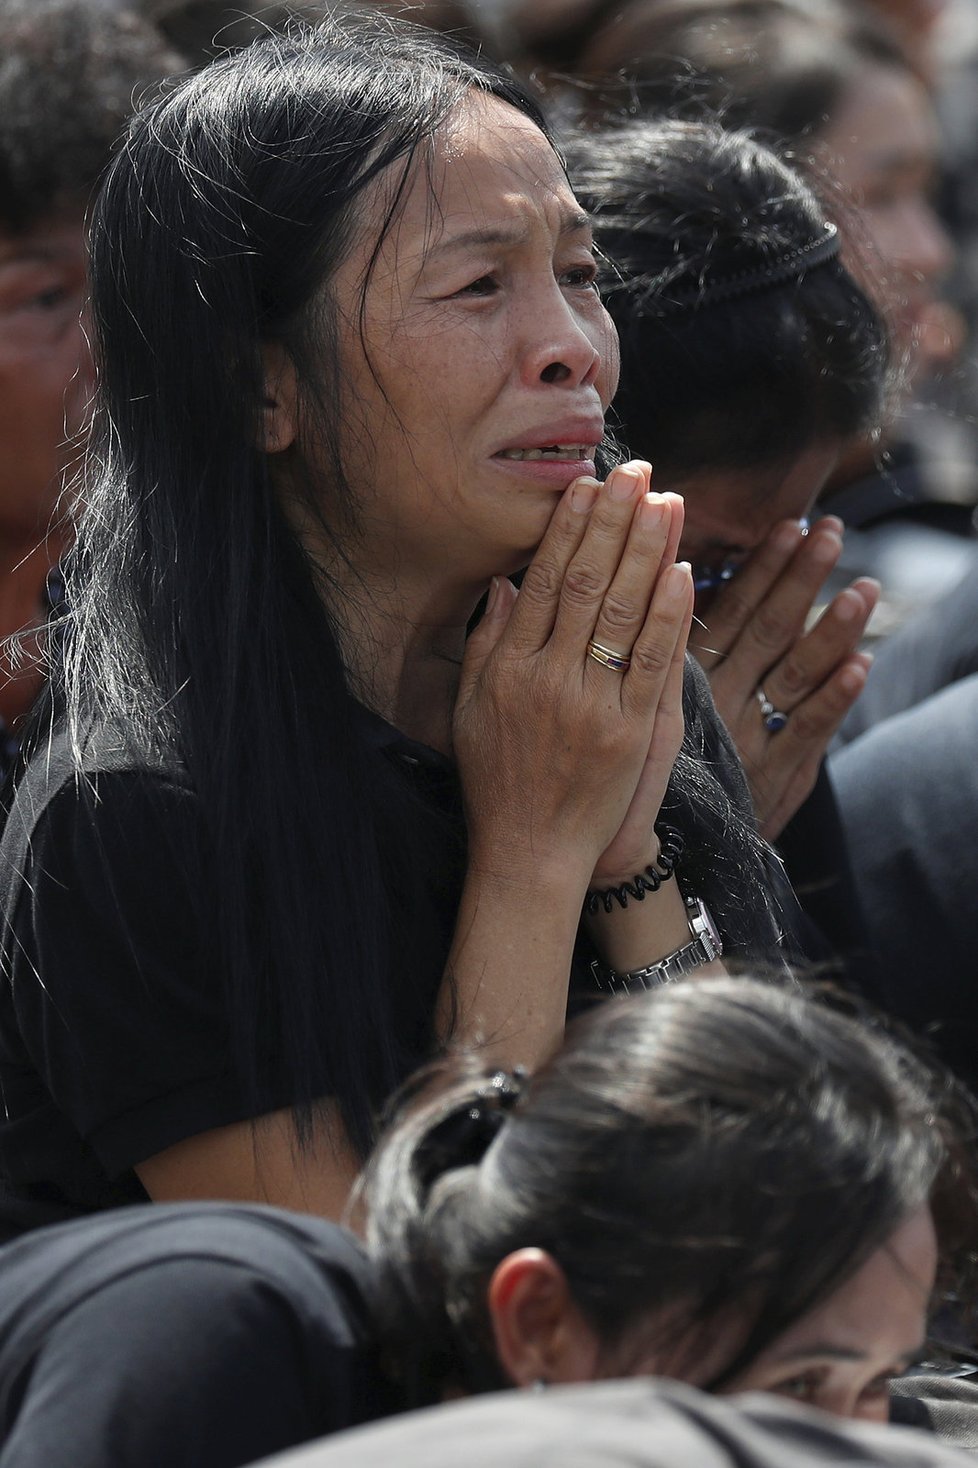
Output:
[0, 14, 783, 1235]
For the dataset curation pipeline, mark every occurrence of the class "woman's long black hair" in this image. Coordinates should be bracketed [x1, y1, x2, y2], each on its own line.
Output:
[54, 13, 779, 1158]
[58, 13, 556, 1156]
[366, 978, 978, 1403]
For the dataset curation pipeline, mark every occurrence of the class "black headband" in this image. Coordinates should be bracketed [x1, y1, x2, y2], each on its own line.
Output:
[650, 222, 841, 315]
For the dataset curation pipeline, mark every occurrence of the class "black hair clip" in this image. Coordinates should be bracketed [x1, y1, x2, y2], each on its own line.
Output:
[466, 1067, 527, 1128]
[418, 1068, 527, 1189]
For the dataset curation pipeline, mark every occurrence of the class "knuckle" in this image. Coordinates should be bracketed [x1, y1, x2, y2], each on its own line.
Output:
[631, 639, 671, 677]
[713, 586, 754, 631]
[751, 607, 789, 652]
[778, 657, 812, 695]
[788, 707, 825, 742]
[597, 589, 639, 632]
[562, 560, 606, 607]
[520, 559, 562, 605]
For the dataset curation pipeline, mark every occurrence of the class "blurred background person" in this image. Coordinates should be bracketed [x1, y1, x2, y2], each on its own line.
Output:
[0, 0, 183, 783]
[567, 116, 887, 982]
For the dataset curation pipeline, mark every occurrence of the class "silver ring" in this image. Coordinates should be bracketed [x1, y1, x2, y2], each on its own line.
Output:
[756, 686, 789, 733]
[587, 639, 631, 673]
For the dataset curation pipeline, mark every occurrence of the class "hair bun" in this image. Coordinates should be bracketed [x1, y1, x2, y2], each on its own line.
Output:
[415, 1067, 527, 1190]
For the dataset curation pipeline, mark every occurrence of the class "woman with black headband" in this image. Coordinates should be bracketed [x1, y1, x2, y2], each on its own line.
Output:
[567, 118, 887, 980]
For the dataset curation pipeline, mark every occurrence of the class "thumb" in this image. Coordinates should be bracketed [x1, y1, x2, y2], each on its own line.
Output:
[458, 576, 518, 700]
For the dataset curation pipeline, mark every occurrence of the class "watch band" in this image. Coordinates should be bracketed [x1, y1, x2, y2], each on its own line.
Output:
[590, 896, 723, 995]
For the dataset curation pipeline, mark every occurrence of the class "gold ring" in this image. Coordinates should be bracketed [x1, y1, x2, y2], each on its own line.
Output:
[587, 639, 632, 673]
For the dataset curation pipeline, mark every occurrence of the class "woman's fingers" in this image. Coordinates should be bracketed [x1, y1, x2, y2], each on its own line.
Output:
[712, 521, 844, 688]
[758, 578, 879, 714]
[691, 518, 810, 670]
[457, 574, 520, 703]
[744, 650, 872, 839]
[620, 561, 694, 718]
[547, 461, 659, 657]
[580, 490, 674, 670]
[501, 474, 602, 655]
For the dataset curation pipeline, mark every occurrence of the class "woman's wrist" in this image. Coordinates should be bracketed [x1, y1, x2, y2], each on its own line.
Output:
[585, 874, 694, 974]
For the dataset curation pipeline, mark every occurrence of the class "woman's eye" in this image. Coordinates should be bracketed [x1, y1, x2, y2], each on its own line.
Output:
[859, 1374, 891, 1401]
[561, 264, 598, 289]
[454, 275, 498, 298]
[771, 1372, 823, 1403]
[29, 286, 69, 311]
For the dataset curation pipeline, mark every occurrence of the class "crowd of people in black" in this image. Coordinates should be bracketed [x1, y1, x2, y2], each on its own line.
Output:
[0, 1, 976, 1465]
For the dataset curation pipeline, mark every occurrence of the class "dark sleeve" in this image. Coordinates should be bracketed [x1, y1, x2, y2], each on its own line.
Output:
[837, 554, 978, 746]
[3, 770, 259, 1175]
[0, 1207, 386, 1468]
[776, 765, 880, 993]
[829, 675, 978, 1091]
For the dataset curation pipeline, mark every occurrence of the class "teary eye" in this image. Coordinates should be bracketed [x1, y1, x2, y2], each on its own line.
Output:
[455, 274, 498, 297]
[560, 263, 598, 289]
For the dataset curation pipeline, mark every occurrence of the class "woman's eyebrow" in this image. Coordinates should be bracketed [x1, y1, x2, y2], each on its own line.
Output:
[773, 1340, 927, 1366]
[429, 210, 593, 259]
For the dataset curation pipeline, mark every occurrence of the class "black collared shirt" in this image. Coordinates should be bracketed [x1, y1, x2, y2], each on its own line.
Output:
[0, 659, 789, 1240]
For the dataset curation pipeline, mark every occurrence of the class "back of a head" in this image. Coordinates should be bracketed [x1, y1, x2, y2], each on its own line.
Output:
[567, 118, 887, 478]
[0, 0, 185, 233]
[520, 0, 909, 138]
[366, 978, 978, 1403]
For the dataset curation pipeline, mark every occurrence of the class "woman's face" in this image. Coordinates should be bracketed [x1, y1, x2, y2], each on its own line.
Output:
[492, 1206, 936, 1424]
[326, 92, 618, 586]
[719, 1206, 937, 1421]
[818, 63, 954, 376]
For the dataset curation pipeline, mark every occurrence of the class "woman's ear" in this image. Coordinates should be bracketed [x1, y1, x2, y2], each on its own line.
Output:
[487, 1249, 601, 1388]
[260, 341, 298, 454]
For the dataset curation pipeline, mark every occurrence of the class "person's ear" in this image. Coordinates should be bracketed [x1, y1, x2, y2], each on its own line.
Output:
[260, 341, 298, 454]
[487, 1249, 601, 1388]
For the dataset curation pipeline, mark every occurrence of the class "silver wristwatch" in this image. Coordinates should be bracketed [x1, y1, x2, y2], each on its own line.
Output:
[590, 897, 723, 995]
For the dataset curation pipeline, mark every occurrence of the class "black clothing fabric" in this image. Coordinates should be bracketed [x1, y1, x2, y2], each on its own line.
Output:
[0, 1203, 386, 1468]
[776, 762, 879, 993]
[254, 1379, 974, 1468]
[829, 674, 978, 1093]
[836, 551, 978, 747]
[0, 658, 790, 1240]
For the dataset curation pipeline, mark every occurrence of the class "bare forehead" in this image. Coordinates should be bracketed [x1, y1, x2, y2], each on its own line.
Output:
[400, 94, 583, 248]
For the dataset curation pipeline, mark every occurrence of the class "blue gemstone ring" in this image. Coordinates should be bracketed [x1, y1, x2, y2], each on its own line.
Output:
[756, 687, 789, 733]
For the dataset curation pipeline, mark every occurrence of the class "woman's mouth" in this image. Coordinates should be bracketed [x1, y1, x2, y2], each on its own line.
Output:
[495, 444, 595, 462]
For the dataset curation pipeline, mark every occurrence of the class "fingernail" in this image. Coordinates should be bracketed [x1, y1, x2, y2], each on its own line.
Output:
[485, 576, 500, 615]
[812, 531, 843, 564]
[840, 663, 868, 696]
[771, 522, 802, 553]
[607, 466, 643, 501]
[640, 493, 666, 528]
[834, 589, 861, 622]
[662, 561, 692, 604]
[569, 477, 600, 513]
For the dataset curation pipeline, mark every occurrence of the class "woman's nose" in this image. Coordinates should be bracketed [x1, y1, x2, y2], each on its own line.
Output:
[900, 196, 954, 283]
[521, 293, 602, 389]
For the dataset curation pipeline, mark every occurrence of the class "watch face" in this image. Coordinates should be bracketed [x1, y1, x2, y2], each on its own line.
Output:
[686, 897, 723, 959]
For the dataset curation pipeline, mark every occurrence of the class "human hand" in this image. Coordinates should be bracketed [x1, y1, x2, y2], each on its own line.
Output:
[691, 516, 878, 841]
[454, 461, 693, 891]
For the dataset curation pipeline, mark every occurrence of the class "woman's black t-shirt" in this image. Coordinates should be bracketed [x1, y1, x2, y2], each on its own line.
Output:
[0, 1202, 388, 1468]
[0, 659, 790, 1240]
